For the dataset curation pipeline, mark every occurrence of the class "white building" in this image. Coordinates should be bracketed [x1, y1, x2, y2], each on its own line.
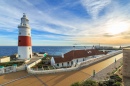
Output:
[51, 49, 107, 68]
[0, 56, 10, 63]
[18, 13, 32, 60]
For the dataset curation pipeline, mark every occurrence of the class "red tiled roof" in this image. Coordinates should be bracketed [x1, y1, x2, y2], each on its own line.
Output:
[54, 49, 107, 63]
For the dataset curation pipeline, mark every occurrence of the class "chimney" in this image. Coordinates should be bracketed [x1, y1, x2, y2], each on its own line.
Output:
[92, 45, 95, 49]
[62, 53, 64, 58]
[84, 46, 86, 50]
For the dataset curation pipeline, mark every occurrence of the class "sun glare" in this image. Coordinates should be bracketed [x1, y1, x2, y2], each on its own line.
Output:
[107, 22, 129, 35]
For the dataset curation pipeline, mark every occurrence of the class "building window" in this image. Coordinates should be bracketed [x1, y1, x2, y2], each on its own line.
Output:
[19, 40, 21, 42]
[62, 63, 63, 66]
[71, 61, 73, 65]
[19, 32, 21, 35]
[19, 55, 20, 58]
[83, 58, 84, 61]
[67, 62, 69, 65]
[57, 64, 59, 66]
[77, 59, 78, 63]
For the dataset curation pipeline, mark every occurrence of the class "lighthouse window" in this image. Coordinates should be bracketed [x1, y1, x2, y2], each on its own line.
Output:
[19, 32, 21, 35]
[19, 40, 21, 42]
[19, 55, 20, 57]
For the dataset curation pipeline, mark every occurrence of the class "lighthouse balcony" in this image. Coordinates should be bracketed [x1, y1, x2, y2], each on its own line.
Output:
[18, 24, 30, 28]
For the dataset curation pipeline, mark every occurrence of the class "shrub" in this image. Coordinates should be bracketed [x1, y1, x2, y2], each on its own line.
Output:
[112, 82, 121, 86]
[108, 79, 115, 85]
[71, 82, 81, 86]
[110, 74, 122, 82]
[82, 80, 97, 86]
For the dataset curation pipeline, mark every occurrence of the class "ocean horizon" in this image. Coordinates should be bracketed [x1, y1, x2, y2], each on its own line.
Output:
[0, 46, 93, 57]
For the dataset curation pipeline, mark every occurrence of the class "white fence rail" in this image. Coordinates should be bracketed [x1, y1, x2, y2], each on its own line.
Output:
[0, 66, 17, 75]
[0, 59, 42, 75]
[27, 50, 122, 74]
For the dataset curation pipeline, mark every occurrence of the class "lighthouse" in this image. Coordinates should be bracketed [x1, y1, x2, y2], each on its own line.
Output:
[18, 13, 32, 60]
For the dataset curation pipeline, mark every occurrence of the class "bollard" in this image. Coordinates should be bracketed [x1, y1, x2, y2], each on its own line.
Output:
[115, 58, 116, 63]
[93, 70, 96, 77]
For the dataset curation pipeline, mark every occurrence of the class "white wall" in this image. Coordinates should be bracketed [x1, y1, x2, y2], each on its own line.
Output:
[55, 57, 93, 68]
[18, 46, 32, 60]
[19, 27, 31, 36]
[85, 56, 93, 60]
[0, 57, 10, 63]
[72, 58, 84, 65]
[55, 61, 72, 68]
[59, 63, 62, 67]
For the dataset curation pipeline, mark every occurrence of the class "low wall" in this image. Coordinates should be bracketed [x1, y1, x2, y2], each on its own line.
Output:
[27, 67, 78, 74]
[0, 66, 17, 75]
[27, 50, 122, 74]
[27, 59, 42, 68]
[16, 65, 26, 71]
[78, 50, 122, 68]
[0, 64, 27, 75]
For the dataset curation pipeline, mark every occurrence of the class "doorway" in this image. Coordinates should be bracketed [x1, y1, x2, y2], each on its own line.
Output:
[30, 54, 31, 58]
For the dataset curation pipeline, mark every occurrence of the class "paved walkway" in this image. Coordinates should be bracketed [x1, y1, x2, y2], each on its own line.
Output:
[0, 71, 28, 85]
[26, 56, 42, 65]
[0, 53, 122, 86]
[90, 58, 123, 81]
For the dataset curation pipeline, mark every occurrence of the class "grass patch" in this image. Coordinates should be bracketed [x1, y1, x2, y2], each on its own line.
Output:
[0, 62, 24, 67]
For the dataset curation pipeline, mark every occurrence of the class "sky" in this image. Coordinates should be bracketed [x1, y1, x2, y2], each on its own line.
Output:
[0, 0, 130, 46]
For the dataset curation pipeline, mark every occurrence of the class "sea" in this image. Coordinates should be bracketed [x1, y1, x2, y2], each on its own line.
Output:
[0, 46, 92, 57]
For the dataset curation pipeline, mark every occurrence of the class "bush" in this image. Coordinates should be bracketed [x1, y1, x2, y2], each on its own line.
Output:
[108, 79, 115, 85]
[112, 82, 121, 86]
[83, 80, 97, 86]
[98, 82, 107, 86]
[71, 82, 81, 86]
[110, 74, 122, 82]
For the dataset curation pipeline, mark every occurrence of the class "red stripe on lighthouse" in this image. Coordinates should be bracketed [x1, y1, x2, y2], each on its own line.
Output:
[18, 36, 31, 46]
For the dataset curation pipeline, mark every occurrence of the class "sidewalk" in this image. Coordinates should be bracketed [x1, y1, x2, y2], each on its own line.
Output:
[90, 58, 122, 81]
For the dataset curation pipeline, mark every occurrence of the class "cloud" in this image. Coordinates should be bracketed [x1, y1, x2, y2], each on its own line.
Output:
[103, 33, 114, 37]
[0, 0, 130, 45]
[80, 0, 111, 19]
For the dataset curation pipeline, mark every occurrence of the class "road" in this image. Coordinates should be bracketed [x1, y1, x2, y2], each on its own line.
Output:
[0, 53, 122, 86]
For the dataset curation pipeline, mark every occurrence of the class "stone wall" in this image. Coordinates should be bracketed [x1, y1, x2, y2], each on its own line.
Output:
[123, 48, 130, 86]
[123, 48, 130, 77]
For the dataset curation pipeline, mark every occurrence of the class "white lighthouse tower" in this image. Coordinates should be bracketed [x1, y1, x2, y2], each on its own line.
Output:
[18, 13, 32, 60]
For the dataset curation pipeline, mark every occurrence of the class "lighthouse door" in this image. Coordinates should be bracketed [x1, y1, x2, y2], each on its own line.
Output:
[30, 54, 31, 58]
